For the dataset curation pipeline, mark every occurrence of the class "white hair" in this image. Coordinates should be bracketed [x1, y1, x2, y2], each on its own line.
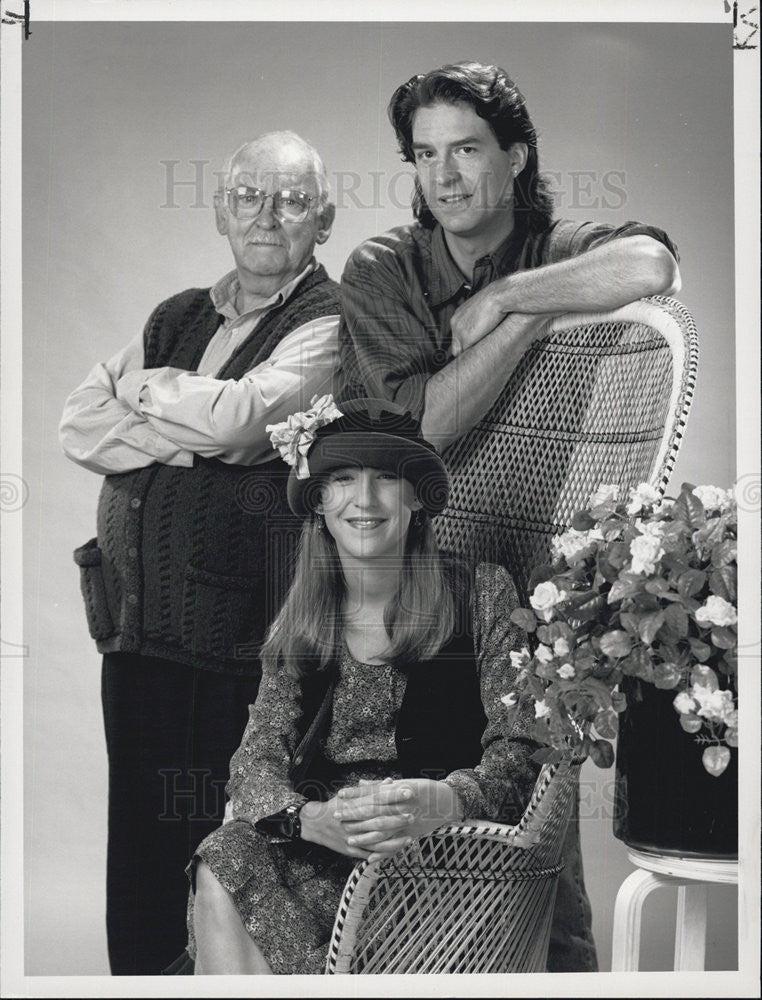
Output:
[220, 131, 332, 213]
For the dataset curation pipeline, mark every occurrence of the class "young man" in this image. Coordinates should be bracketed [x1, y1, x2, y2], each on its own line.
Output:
[338, 61, 681, 972]
[60, 131, 340, 974]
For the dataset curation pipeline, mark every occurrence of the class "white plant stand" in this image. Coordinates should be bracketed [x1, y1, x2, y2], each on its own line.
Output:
[611, 847, 738, 970]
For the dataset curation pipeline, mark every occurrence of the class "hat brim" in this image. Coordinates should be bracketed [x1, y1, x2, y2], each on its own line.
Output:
[287, 431, 450, 517]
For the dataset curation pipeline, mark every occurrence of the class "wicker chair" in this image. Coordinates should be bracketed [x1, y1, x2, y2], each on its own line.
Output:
[435, 295, 698, 602]
[325, 296, 698, 974]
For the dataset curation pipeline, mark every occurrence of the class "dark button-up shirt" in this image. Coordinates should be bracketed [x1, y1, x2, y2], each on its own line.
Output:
[338, 219, 679, 420]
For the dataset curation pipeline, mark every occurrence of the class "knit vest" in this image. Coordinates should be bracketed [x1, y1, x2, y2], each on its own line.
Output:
[74, 265, 340, 674]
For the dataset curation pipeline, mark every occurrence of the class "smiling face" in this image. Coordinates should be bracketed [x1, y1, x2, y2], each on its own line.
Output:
[215, 136, 333, 294]
[411, 101, 527, 257]
[319, 466, 421, 566]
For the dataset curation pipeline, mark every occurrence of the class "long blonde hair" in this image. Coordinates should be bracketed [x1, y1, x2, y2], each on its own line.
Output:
[260, 511, 456, 677]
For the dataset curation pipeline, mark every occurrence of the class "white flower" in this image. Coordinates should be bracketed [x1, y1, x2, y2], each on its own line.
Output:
[535, 644, 554, 664]
[557, 663, 576, 680]
[672, 691, 696, 714]
[634, 517, 667, 538]
[267, 394, 343, 479]
[509, 648, 531, 671]
[553, 637, 571, 657]
[627, 482, 661, 515]
[500, 692, 519, 708]
[629, 533, 665, 575]
[691, 683, 735, 724]
[534, 699, 553, 719]
[695, 595, 737, 628]
[723, 709, 738, 730]
[693, 484, 731, 510]
[552, 527, 605, 563]
[589, 483, 619, 507]
[530, 581, 567, 622]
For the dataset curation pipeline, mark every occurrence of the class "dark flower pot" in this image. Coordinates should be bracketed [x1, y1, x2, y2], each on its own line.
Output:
[613, 679, 738, 858]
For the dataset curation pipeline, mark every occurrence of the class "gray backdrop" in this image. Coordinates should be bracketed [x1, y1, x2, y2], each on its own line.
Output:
[23, 20, 736, 974]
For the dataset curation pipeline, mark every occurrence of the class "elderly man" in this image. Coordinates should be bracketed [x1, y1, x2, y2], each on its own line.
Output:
[60, 131, 340, 975]
[338, 62, 681, 972]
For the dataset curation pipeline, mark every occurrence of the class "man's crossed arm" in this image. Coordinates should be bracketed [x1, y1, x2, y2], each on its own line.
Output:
[60, 318, 339, 475]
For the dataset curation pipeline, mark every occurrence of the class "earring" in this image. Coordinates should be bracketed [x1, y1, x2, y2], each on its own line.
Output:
[315, 513, 326, 531]
[412, 509, 424, 528]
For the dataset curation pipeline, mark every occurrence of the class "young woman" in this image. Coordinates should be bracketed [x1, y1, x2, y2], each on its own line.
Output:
[186, 396, 537, 975]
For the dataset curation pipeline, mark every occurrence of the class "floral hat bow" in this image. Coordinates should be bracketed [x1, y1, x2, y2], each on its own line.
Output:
[266, 394, 343, 479]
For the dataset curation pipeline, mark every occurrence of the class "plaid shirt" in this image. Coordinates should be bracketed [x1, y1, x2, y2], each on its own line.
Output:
[338, 219, 679, 421]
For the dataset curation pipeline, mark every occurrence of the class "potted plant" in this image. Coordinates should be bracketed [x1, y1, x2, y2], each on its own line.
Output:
[504, 482, 738, 857]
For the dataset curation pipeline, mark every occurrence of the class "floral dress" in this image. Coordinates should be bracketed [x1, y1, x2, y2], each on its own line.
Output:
[186, 563, 537, 974]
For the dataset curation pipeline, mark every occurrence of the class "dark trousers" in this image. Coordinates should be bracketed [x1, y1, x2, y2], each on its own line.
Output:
[101, 652, 261, 975]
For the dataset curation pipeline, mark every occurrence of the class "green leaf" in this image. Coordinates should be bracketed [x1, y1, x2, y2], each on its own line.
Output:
[599, 630, 633, 658]
[711, 626, 737, 650]
[645, 577, 671, 595]
[688, 637, 712, 662]
[672, 489, 706, 528]
[663, 603, 689, 638]
[680, 481, 697, 494]
[588, 739, 615, 768]
[619, 611, 640, 634]
[638, 611, 665, 645]
[596, 554, 620, 583]
[582, 677, 615, 707]
[679, 714, 703, 734]
[608, 574, 643, 604]
[593, 707, 619, 739]
[711, 539, 737, 568]
[691, 664, 718, 690]
[510, 608, 537, 633]
[653, 662, 682, 689]
[536, 625, 552, 644]
[607, 541, 629, 569]
[611, 689, 627, 712]
[677, 569, 707, 599]
[571, 510, 595, 531]
[710, 567, 737, 602]
[662, 551, 691, 575]
[622, 648, 654, 682]
[527, 563, 556, 591]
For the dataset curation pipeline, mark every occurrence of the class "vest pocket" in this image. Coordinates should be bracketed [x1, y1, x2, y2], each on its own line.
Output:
[73, 538, 117, 641]
[180, 563, 261, 665]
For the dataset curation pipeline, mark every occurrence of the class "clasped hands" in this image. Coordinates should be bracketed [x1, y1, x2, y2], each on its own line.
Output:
[299, 777, 464, 863]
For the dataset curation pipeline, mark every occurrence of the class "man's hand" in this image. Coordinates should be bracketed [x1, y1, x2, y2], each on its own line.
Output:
[334, 777, 465, 862]
[299, 787, 413, 860]
[450, 285, 507, 356]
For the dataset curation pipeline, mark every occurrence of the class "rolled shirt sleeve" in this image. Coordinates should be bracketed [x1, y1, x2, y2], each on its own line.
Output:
[58, 328, 195, 475]
[540, 219, 680, 265]
[116, 315, 340, 465]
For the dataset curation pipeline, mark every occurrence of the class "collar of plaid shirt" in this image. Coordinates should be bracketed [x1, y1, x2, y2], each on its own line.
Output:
[427, 223, 529, 306]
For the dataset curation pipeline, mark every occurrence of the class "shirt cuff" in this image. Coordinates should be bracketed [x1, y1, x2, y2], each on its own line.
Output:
[115, 369, 150, 412]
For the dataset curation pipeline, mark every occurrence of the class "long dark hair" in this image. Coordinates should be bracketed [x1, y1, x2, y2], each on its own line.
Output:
[388, 60, 554, 234]
[260, 509, 456, 678]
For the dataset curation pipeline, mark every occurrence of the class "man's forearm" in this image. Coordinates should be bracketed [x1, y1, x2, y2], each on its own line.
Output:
[493, 235, 680, 315]
[421, 313, 551, 451]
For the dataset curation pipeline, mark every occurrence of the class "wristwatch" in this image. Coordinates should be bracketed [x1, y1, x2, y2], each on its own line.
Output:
[281, 803, 302, 841]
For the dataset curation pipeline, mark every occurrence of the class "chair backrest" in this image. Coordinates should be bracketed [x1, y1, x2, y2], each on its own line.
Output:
[326, 755, 583, 974]
[434, 295, 698, 601]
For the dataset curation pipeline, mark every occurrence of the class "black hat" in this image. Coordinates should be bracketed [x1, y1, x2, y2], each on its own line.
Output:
[280, 397, 450, 517]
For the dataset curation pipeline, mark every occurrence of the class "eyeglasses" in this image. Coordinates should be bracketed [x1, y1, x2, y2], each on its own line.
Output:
[224, 186, 314, 223]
